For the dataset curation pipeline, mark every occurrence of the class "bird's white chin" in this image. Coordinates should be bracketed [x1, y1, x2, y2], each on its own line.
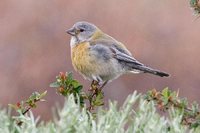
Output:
[70, 36, 79, 48]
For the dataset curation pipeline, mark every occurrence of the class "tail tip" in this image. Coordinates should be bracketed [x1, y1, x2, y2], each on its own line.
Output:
[157, 72, 170, 77]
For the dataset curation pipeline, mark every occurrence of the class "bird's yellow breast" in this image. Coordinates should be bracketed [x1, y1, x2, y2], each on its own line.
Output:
[71, 42, 94, 76]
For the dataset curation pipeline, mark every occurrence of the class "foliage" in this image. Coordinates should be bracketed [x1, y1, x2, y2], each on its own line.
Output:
[2, 72, 200, 132]
[190, 0, 200, 17]
[1, 91, 200, 133]
[8, 91, 47, 126]
[145, 88, 200, 129]
[50, 72, 104, 113]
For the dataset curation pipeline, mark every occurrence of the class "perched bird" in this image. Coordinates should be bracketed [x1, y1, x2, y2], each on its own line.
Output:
[66, 21, 169, 88]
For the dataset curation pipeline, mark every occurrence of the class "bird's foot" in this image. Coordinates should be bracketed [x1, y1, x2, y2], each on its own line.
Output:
[99, 81, 108, 91]
[89, 80, 100, 91]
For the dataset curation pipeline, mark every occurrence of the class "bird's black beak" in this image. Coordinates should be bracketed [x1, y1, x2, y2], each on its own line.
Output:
[66, 27, 76, 36]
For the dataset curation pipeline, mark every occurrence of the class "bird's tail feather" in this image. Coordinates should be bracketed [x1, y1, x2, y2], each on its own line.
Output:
[131, 65, 169, 77]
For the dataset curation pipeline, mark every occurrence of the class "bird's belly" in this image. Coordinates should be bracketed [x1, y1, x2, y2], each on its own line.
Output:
[71, 42, 123, 81]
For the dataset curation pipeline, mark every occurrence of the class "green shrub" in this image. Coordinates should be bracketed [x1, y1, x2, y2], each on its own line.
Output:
[1, 91, 200, 133]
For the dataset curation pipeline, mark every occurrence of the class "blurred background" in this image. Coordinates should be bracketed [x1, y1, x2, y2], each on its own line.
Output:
[1, 0, 200, 120]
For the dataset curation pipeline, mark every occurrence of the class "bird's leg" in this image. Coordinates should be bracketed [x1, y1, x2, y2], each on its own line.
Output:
[99, 81, 108, 91]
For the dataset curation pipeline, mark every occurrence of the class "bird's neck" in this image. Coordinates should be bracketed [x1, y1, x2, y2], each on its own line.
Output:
[90, 30, 116, 42]
[90, 30, 118, 44]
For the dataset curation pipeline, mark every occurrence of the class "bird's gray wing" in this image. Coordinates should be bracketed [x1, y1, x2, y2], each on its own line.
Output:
[89, 43, 112, 61]
[90, 39, 144, 66]
[89, 38, 169, 77]
[89, 33, 141, 65]
[111, 47, 144, 66]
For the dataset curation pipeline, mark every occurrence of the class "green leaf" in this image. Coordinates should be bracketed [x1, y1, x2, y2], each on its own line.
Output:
[50, 82, 60, 88]
[71, 80, 81, 88]
[93, 92, 104, 106]
[190, 0, 198, 5]
[29, 103, 37, 108]
[67, 72, 73, 82]
[39, 91, 47, 99]
[191, 120, 200, 129]
[79, 96, 85, 107]
[162, 87, 170, 98]
[180, 98, 188, 108]
[74, 86, 83, 94]
[30, 92, 40, 99]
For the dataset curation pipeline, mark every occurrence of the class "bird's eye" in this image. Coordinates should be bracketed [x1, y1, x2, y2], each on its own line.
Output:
[80, 29, 84, 32]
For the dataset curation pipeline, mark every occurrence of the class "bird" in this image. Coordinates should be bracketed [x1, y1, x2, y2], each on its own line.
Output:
[66, 21, 169, 89]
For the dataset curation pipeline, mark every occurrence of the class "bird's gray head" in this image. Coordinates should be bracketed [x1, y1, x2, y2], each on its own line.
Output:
[66, 21, 97, 45]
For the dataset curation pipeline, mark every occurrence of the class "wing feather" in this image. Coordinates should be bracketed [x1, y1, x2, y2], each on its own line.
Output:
[113, 49, 144, 66]
[89, 35, 169, 77]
